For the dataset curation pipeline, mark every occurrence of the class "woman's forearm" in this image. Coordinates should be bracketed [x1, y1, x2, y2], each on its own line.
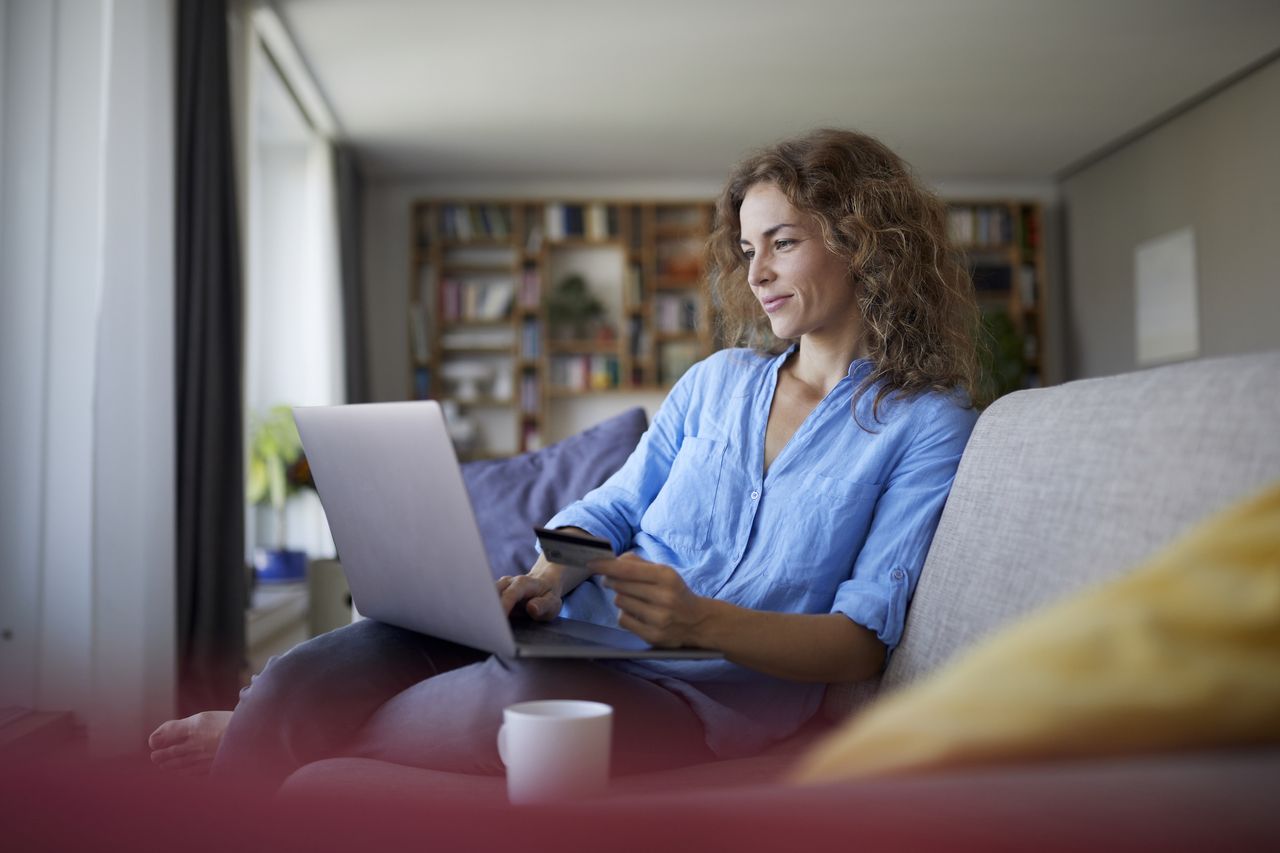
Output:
[528, 526, 597, 598]
[693, 601, 885, 683]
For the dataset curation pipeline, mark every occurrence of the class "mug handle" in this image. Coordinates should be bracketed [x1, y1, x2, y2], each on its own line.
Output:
[497, 723, 509, 767]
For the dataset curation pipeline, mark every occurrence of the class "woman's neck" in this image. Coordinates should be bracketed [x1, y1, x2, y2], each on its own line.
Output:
[786, 334, 868, 396]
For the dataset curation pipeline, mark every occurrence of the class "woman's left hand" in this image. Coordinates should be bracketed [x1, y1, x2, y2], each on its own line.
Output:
[590, 554, 711, 648]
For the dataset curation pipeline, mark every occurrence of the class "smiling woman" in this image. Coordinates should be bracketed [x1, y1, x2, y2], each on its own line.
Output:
[151, 126, 983, 793]
[707, 128, 985, 418]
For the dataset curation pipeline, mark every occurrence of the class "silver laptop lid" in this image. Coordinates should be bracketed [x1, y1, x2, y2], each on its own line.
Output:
[293, 401, 517, 658]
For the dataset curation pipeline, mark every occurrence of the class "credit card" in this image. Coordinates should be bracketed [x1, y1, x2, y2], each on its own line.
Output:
[534, 527, 614, 569]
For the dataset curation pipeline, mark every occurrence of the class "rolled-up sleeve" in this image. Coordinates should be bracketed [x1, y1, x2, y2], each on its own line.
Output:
[541, 361, 701, 554]
[830, 399, 977, 650]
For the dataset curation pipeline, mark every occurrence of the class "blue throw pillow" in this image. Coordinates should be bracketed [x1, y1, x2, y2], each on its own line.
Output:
[460, 407, 648, 579]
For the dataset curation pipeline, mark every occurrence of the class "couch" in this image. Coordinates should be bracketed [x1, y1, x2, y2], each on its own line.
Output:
[279, 351, 1280, 847]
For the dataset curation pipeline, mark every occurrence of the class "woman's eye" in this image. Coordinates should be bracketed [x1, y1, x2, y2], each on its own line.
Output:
[741, 248, 755, 260]
[774, 239, 795, 250]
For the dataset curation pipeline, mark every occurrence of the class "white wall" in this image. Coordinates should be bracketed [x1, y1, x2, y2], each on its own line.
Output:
[0, 0, 174, 755]
[1061, 57, 1280, 379]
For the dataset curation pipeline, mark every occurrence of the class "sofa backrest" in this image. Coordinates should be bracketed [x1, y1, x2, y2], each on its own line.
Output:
[881, 350, 1280, 693]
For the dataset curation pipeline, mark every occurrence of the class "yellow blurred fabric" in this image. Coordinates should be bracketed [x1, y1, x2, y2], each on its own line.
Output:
[790, 481, 1280, 784]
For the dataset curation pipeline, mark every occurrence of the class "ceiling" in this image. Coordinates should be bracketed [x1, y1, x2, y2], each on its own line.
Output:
[273, 0, 1280, 184]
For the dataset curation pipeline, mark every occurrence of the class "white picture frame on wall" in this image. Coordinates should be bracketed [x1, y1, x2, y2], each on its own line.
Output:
[1134, 227, 1200, 366]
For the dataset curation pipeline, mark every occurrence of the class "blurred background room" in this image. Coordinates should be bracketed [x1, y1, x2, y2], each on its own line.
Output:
[1, 0, 1278, 760]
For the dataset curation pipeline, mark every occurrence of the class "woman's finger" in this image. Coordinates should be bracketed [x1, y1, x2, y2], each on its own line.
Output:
[601, 577, 665, 601]
[589, 556, 663, 582]
[612, 592, 667, 627]
[525, 590, 561, 621]
[617, 612, 661, 645]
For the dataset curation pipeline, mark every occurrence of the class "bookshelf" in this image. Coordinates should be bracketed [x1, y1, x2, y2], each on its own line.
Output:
[408, 197, 1048, 458]
[946, 201, 1049, 391]
[408, 199, 715, 459]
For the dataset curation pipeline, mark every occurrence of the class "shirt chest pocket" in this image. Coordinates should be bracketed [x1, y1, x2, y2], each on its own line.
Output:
[640, 435, 727, 553]
[783, 474, 881, 580]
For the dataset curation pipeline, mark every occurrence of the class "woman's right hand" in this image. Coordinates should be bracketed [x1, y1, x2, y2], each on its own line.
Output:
[496, 565, 563, 622]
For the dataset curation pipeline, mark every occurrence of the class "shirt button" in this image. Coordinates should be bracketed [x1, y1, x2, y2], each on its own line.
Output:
[750, 490, 760, 501]
[891, 569, 906, 581]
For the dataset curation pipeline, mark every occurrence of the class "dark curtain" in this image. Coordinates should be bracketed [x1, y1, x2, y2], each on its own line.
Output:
[175, 0, 246, 714]
[334, 144, 369, 403]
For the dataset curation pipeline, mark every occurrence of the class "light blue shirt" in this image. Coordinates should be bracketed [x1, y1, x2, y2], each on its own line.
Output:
[544, 346, 978, 757]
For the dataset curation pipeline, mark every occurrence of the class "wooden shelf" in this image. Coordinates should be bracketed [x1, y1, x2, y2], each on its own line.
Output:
[447, 396, 516, 408]
[546, 237, 626, 249]
[440, 237, 513, 248]
[441, 264, 519, 274]
[547, 340, 621, 355]
[439, 346, 514, 356]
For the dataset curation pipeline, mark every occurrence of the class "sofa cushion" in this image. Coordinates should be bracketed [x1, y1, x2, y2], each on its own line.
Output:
[792, 479, 1280, 782]
[880, 351, 1280, 695]
[462, 407, 647, 579]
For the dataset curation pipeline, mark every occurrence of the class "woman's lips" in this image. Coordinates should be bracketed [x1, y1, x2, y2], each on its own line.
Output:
[762, 295, 791, 314]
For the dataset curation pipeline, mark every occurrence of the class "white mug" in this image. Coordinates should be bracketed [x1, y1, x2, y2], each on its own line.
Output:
[496, 700, 613, 805]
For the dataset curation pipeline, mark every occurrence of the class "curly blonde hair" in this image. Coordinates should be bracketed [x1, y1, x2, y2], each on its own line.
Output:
[706, 128, 983, 418]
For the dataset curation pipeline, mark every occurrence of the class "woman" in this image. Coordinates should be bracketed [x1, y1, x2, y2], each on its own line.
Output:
[150, 128, 983, 787]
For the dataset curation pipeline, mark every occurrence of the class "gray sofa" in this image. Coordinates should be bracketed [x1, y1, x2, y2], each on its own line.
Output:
[282, 351, 1280, 845]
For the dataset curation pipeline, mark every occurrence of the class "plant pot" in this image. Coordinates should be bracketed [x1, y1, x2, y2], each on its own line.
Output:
[254, 547, 308, 584]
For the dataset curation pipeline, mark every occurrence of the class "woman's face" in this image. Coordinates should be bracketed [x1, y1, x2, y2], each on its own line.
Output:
[738, 183, 860, 345]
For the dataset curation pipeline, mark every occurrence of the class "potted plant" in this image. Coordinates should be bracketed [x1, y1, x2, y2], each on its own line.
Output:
[247, 405, 314, 583]
[546, 274, 604, 340]
[979, 308, 1026, 403]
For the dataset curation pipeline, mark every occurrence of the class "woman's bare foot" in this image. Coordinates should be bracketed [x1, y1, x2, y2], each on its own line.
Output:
[148, 710, 233, 775]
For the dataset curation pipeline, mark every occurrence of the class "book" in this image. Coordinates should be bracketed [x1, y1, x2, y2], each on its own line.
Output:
[413, 366, 432, 400]
[1019, 264, 1037, 308]
[408, 303, 431, 364]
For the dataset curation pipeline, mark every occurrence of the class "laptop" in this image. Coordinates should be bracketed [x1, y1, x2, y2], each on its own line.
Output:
[293, 400, 721, 660]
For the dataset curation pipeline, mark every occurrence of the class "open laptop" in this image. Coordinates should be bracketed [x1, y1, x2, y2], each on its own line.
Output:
[293, 401, 721, 660]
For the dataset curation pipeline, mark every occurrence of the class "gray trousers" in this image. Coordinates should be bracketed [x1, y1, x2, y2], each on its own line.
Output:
[211, 619, 714, 791]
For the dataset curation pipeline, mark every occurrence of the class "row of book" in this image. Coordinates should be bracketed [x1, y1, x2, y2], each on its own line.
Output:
[948, 205, 1015, 248]
[439, 278, 515, 323]
[625, 262, 643, 306]
[544, 203, 619, 241]
[970, 262, 1038, 308]
[520, 374, 540, 415]
[520, 267, 542, 308]
[656, 238, 702, 280]
[413, 365, 432, 400]
[438, 204, 513, 241]
[520, 319, 541, 360]
[653, 293, 700, 333]
[626, 315, 651, 360]
[549, 355, 621, 391]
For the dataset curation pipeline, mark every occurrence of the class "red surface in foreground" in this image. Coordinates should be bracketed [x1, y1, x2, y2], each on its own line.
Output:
[4, 749, 1279, 852]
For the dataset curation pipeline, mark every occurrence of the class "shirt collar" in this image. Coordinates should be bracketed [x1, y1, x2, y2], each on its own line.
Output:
[771, 343, 874, 380]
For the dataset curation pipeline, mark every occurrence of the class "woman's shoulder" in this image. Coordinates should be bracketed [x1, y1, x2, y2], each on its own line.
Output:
[855, 381, 978, 438]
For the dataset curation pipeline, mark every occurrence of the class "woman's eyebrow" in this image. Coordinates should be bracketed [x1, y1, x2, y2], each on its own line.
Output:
[739, 223, 797, 245]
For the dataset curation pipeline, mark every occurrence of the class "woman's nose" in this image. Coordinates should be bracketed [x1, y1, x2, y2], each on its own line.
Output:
[748, 254, 771, 288]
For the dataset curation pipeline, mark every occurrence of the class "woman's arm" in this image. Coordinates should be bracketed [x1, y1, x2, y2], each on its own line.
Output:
[497, 527, 596, 619]
[594, 555, 885, 683]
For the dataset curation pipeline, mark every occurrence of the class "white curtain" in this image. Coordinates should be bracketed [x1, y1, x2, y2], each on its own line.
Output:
[0, 0, 175, 755]
[243, 33, 344, 561]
